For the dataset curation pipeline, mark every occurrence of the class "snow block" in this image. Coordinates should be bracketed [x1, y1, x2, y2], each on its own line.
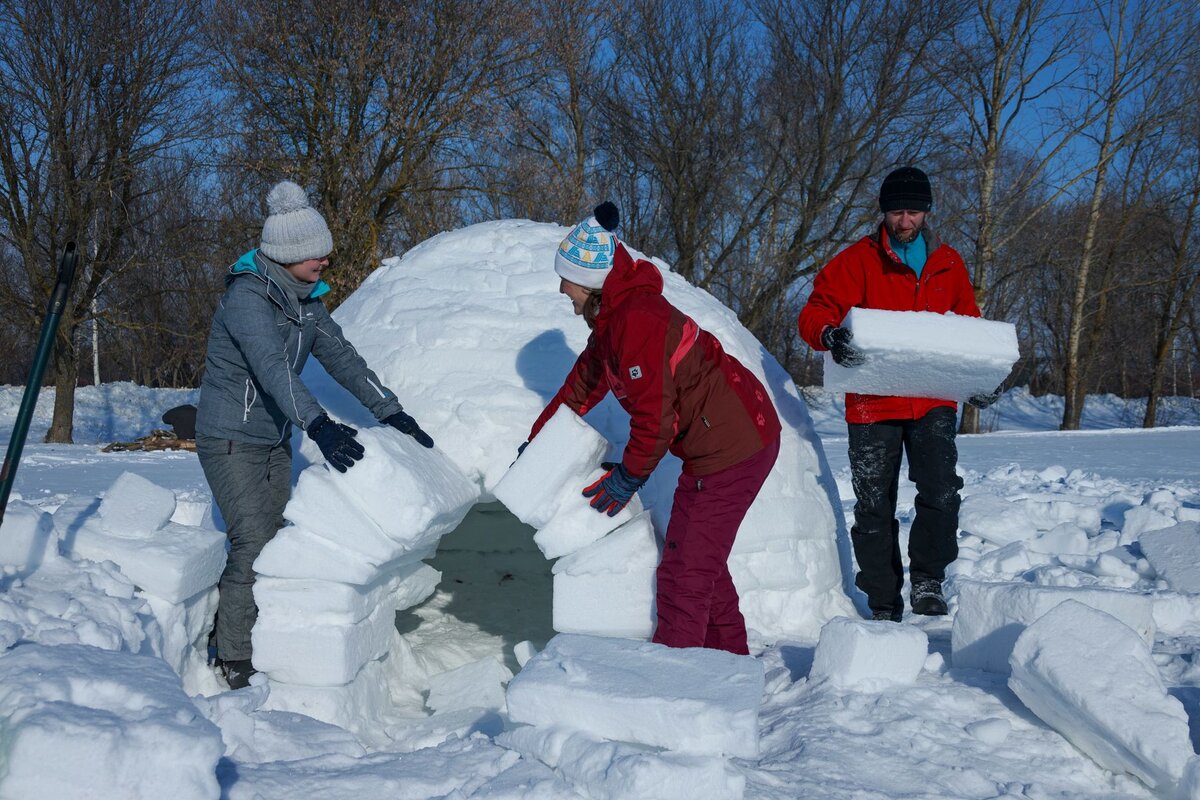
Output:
[0, 642, 223, 800]
[952, 580, 1155, 674]
[1140, 522, 1200, 594]
[506, 633, 764, 759]
[551, 514, 659, 638]
[427, 656, 514, 714]
[98, 471, 177, 537]
[143, 586, 219, 677]
[493, 406, 608, 529]
[500, 724, 745, 800]
[253, 525, 387, 584]
[252, 599, 396, 686]
[532, 465, 643, 559]
[255, 562, 439, 626]
[262, 656, 395, 748]
[823, 307, 1018, 401]
[66, 519, 226, 604]
[809, 617, 929, 690]
[1008, 601, 1194, 792]
[0, 500, 58, 569]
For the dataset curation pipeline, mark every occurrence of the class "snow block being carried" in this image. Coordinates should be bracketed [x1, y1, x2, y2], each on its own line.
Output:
[0, 500, 58, 569]
[493, 406, 608, 529]
[0, 642, 223, 800]
[952, 580, 1154, 674]
[98, 471, 177, 537]
[506, 633, 764, 759]
[532, 465, 643, 559]
[1140, 522, 1200, 594]
[823, 308, 1018, 401]
[809, 617, 929, 691]
[551, 514, 659, 638]
[1008, 600, 1194, 793]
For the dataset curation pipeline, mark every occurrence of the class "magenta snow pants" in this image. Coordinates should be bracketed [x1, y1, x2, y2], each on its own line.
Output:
[652, 436, 780, 655]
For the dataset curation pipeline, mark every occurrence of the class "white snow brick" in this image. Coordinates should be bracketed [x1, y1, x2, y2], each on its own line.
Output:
[952, 580, 1155, 674]
[252, 600, 396, 686]
[66, 519, 226, 604]
[1008, 600, 1194, 793]
[551, 514, 659, 638]
[0, 643, 223, 800]
[255, 562, 439, 626]
[809, 617, 929, 691]
[500, 724, 745, 800]
[506, 633, 764, 759]
[143, 586, 219, 677]
[493, 406, 608, 528]
[0, 500, 58, 568]
[262, 657, 395, 748]
[426, 656, 514, 714]
[823, 307, 1018, 401]
[253, 525, 394, 584]
[97, 471, 177, 536]
[532, 466, 643, 559]
[1140, 522, 1200, 594]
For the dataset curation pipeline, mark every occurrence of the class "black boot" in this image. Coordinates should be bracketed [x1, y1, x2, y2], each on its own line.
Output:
[911, 578, 947, 616]
[219, 658, 257, 690]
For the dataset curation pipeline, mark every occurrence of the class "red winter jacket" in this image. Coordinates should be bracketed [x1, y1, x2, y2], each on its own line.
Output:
[798, 224, 981, 424]
[530, 244, 781, 477]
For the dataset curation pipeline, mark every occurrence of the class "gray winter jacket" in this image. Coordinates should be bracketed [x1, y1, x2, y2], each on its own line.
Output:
[197, 250, 402, 444]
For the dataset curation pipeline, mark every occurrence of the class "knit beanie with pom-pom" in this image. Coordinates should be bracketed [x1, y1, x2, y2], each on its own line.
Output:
[259, 180, 334, 264]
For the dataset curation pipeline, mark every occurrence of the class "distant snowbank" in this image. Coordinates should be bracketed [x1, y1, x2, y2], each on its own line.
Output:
[2, 383, 1197, 445]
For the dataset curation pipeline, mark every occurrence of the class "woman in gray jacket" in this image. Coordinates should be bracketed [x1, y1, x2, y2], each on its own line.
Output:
[197, 180, 432, 689]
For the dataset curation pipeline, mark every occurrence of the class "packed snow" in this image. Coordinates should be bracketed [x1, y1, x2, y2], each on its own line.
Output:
[1, 219, 1199, 798]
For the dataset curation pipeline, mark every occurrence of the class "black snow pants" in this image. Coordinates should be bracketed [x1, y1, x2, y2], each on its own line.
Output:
[846, 406, 962, 615]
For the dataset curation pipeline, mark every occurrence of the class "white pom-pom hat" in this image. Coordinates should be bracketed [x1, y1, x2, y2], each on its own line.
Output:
[554, 216, 617, 289]
[259, 180, 334, 264]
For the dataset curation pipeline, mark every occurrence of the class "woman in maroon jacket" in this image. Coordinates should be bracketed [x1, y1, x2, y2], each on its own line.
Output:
[527, 202, 781, 655]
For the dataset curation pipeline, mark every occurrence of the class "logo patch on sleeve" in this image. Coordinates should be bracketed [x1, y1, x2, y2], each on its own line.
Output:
[629, 365, 643, 379]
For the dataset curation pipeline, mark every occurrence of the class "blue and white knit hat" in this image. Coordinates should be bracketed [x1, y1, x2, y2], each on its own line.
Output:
[554, 214, 618, 289]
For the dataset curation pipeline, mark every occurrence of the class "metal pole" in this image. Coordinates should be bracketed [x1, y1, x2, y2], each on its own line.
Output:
[0, 243, 79, 526]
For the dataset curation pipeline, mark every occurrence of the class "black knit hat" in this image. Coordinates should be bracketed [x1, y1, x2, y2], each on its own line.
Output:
[879, 167, 932, 213]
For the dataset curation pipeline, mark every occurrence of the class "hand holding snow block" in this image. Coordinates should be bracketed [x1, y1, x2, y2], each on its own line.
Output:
[98, 471, 177, 537]
[1140, 522, 1200, 593]
[951, 580, 1154, 674]
[493, 406, 608, 528]
[809, 617, 929, 690]
[533, 466, 644, 559]
[507, 633, 764, 759]
[823, 308, 1018, 401]
[1008, 601, 1194, 793]
[0, 501, 58, 568]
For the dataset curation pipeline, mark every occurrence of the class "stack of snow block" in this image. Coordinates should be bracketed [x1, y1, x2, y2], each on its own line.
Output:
[823, 308, 1019, 401]
[494, 407, 657, 638]
[1009, 601, 1198, 795]
[951, 579, 1154, 674]
[252, 427, 475, 731]
[503, 634, 762, 799]
[809, 617, 929, 691]
[55, 472, 226, 677]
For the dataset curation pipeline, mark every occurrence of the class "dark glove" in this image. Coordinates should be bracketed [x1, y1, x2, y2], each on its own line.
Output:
[384, 410, 434, 448]
[967, 387, 1002, 409]
[307, 413, 364, 472]
[510, 441, 529, 468]
[582, 463, 646, 517]
[821, 326, 865, 367]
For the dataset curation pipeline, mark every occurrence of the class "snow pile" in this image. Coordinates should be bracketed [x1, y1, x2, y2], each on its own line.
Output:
[1140, 522, 1200, 593]
[1008, 600, 1197, 794]
[0, 382, 199, 443]
[822, 308, 1018, 401]
[809, 616, 929, 691]
[0, 500, 57, 569]
[0, 642, 224, 800]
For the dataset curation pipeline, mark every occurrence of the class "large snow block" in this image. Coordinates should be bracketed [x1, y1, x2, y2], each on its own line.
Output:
[1140, 522, 1200, 594]
[98, 471, 177, 537]
[823, 307, 1018, 401]
[952, 580, 1154, 674]
[252, 600, 396, 686]
[493, 406, 608, 528]
[255, 562, 439, 626]
[506, 633, 764, 759]
[263, 657, 395, 748]
[533, 466, 643, 559]
[0, 500, 58, 569]
[1009, 601, 1194, 793]
[809, 617, 929, 691]
[551, 514, 659, 638]
[0, 643, 223, 800]
[66, 519, 226, 604]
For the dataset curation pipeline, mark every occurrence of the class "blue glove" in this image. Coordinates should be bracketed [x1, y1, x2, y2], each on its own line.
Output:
[821, 326, 866, 367]
[307, 413, 364, 472]
[582, 463, 646, 517]
[384, 410, 434, 448]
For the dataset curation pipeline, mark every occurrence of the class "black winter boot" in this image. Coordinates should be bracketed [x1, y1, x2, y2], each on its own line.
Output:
[220, 659, 257, 690]
[911, 578, 947, 616]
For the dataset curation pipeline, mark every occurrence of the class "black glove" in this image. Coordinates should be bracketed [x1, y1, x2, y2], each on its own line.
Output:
[384, 410, 434, 448]
[582, 463, 646, 517]
[509, 441, 529, 468]
[307, 413, 365, 472]
[821, 326, 866, 367]
[967, 387, 1002, 409]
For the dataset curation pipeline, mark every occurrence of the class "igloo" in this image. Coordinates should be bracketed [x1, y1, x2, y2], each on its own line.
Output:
[253, 220, 854, 736]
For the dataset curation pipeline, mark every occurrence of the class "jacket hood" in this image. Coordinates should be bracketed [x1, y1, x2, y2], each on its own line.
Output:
[595, 244, 663, 328]
[227, 249, 331, 299]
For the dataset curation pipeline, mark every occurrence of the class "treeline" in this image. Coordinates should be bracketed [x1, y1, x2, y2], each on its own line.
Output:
[1, 0, 1198, 441]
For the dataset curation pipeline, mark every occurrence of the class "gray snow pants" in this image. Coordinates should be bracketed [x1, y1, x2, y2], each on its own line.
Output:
[197, 434, 292, 662]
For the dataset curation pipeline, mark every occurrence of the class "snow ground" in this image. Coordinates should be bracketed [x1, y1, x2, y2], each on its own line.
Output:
[2, 385, 1198, 798]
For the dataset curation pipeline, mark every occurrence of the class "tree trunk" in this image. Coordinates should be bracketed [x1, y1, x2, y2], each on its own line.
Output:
[44, 328, 78, 444]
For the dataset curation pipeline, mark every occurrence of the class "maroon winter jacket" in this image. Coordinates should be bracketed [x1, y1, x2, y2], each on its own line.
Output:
[798, 224, 981, 424]
[530, 244, 781, 478]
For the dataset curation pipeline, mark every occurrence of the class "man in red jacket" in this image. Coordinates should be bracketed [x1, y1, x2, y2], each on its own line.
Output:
[798, 167, 998, 622]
